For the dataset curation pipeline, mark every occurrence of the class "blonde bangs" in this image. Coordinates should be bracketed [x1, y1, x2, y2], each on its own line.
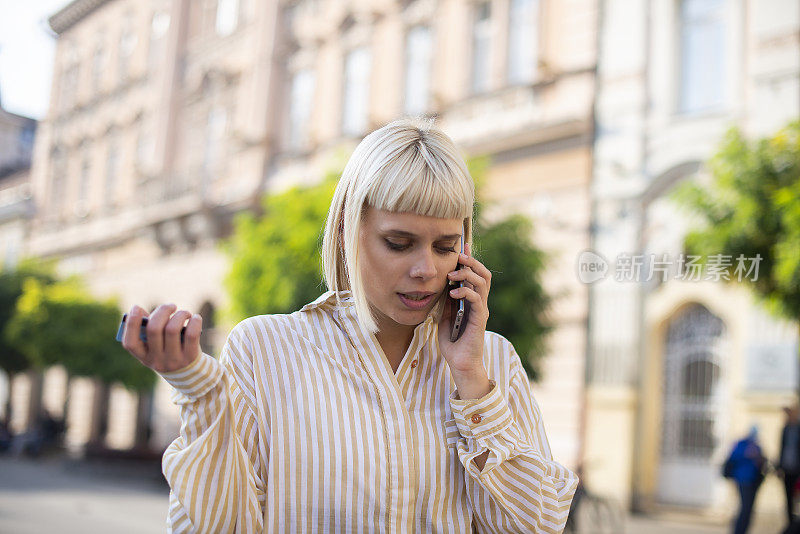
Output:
[364, 143, 473, 221]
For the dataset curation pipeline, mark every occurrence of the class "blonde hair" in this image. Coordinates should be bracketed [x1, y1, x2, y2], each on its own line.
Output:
[321, 118, 475, 333]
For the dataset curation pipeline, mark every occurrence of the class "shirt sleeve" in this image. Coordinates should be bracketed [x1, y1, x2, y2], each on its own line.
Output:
[448, 352, 578, 534]
[159, 323, 266, 533]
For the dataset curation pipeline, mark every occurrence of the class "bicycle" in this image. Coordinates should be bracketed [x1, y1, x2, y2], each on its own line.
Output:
[564, 480, 626, 534]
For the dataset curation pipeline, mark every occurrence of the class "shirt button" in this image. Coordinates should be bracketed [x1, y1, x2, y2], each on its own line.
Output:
[410, 360, 418, 368]
[471, 414, 482, 424]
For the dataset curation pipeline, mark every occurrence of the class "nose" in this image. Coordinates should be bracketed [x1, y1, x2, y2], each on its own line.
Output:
[409, 250, 437, 280]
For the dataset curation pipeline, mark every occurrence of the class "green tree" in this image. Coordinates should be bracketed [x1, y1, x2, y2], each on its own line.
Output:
[5, 277, 157, 447]
[469, 156, 552, 380]
[673, 121, 800, 381]
[473, 214, 551, 380]
[0, 262, 55, 374]
[0, 261, 56, 425]
[224, 174, 337, 320]
[225, 161, 552, 380]
[5, 277, 156, 391]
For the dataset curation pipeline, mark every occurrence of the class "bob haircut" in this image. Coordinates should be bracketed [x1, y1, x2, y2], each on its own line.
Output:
[322, 117, 475, 334]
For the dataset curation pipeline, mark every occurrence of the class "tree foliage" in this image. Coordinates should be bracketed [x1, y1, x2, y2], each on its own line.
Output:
[0, 261, 56, 375]
[225, 160, 552, 380]
[473, 214, 551, 380]
[4, 277, 156, 392]
[468, 155, 552, 380]
[224, 174, 337, 320]
[673, 121, 800, 319]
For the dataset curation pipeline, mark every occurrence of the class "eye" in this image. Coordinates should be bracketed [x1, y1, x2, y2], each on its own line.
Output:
[384, 239, 410, 251]
[436, 246, 457, 255]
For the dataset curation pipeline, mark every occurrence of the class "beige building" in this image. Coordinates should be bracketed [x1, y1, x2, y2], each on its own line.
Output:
[13, 0, 596, 480]
[586, 0, 800, 525]
[0, 95, 36, 428]
[0, 96, 36, 270]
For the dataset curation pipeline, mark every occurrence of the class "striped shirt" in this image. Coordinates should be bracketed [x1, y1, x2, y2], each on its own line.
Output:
[160, 290, 577, 533]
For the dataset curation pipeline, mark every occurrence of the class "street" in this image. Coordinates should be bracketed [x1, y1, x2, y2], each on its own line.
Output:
[0, 454, 786, 533]
[0, 454, 168, 533]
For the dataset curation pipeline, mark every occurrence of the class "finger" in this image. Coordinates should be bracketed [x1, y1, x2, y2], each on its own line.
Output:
[147, 303, 177, 355]
[448, 285, 487, 319]
[122, 305, 149, 362]
[182, 314, 203, 360]
[458, 252, 492, 291]
[447, 267, 488, 297]
[164, 310, 192, 359]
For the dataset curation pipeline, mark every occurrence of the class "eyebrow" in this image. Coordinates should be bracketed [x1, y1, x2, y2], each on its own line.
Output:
[382, 230, 461, 240]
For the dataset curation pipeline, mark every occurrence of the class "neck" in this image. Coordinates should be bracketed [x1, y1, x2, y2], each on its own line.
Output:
[374, 314, 416, 372]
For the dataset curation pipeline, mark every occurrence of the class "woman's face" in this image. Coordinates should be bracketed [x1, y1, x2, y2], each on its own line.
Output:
[358, 207, 463, 330]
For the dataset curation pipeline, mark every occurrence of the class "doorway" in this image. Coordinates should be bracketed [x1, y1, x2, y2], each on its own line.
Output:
[656, 303, 727, 507]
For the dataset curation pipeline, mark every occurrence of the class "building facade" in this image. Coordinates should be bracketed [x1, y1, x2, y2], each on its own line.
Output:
[586, 0, 800, 522]
[0, 94, 37, 428]
[0, 95, 36, 270]
[12, 0, 595, 474]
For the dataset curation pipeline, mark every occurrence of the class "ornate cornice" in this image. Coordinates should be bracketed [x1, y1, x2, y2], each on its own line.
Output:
[48, 0, 114, 35]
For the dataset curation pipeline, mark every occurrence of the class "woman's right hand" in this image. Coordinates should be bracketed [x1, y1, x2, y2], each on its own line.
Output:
[121, 304, 203, 373]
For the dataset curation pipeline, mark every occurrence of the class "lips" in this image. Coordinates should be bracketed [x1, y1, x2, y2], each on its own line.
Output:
[400, 292, 435, 300]
[398, 291, 437, 309]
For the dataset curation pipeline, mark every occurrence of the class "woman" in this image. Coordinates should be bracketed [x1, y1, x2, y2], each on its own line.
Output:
[122, 118, 578, 533]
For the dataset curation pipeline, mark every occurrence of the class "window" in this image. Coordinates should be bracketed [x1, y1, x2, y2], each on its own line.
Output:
[60, 44, 80, 111]
[679, 0, 727, 113]
[202, 106, 227, 173]
[136, 119, 155, 173]
[471, 2, 491, 94]
[104, 138, 120, 209]
[342, 46, 371, 136]
[91, 35, 107, 93]
[507, 0, 538, 84]
[119, 15, 138, 80]
[3, 235, 21, 269]
[18, 124, 35, 162]
[50, 149, 66, 218]
[679, 417, 715, 457]
[216, 0, 239, 36]
[149, 10, 170, 71]
[403, 25, 432, 116]
[77, 151, 91, 217]
[288, 69, 315, 150]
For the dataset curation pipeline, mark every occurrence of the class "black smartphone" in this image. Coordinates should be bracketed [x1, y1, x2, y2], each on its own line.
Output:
[449, 233, 471, 342]
[115, 314, 185, 344]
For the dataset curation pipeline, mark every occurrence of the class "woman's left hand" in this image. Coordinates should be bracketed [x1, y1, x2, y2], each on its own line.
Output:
[437, 242, 492, 380]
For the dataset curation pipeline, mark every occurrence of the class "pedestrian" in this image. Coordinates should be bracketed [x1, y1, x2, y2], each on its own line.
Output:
[779, 405, 800, 528]
[724, 426, 767, 534]
[121, 118, 578, 532]
[0, 419, 11, 453]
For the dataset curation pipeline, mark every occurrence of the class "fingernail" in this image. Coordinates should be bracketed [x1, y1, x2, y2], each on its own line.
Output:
[449, 289, 457, 295]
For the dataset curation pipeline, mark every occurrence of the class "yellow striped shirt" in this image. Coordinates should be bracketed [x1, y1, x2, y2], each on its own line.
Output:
[160, 290, 577, 533]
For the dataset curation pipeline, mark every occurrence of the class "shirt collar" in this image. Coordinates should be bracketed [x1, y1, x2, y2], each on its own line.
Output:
[299, 290, 353, 313]
[301, 290, 437, 342]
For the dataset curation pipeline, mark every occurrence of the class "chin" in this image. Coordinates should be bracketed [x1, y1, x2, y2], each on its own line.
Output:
[394, 298, 440, 322]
